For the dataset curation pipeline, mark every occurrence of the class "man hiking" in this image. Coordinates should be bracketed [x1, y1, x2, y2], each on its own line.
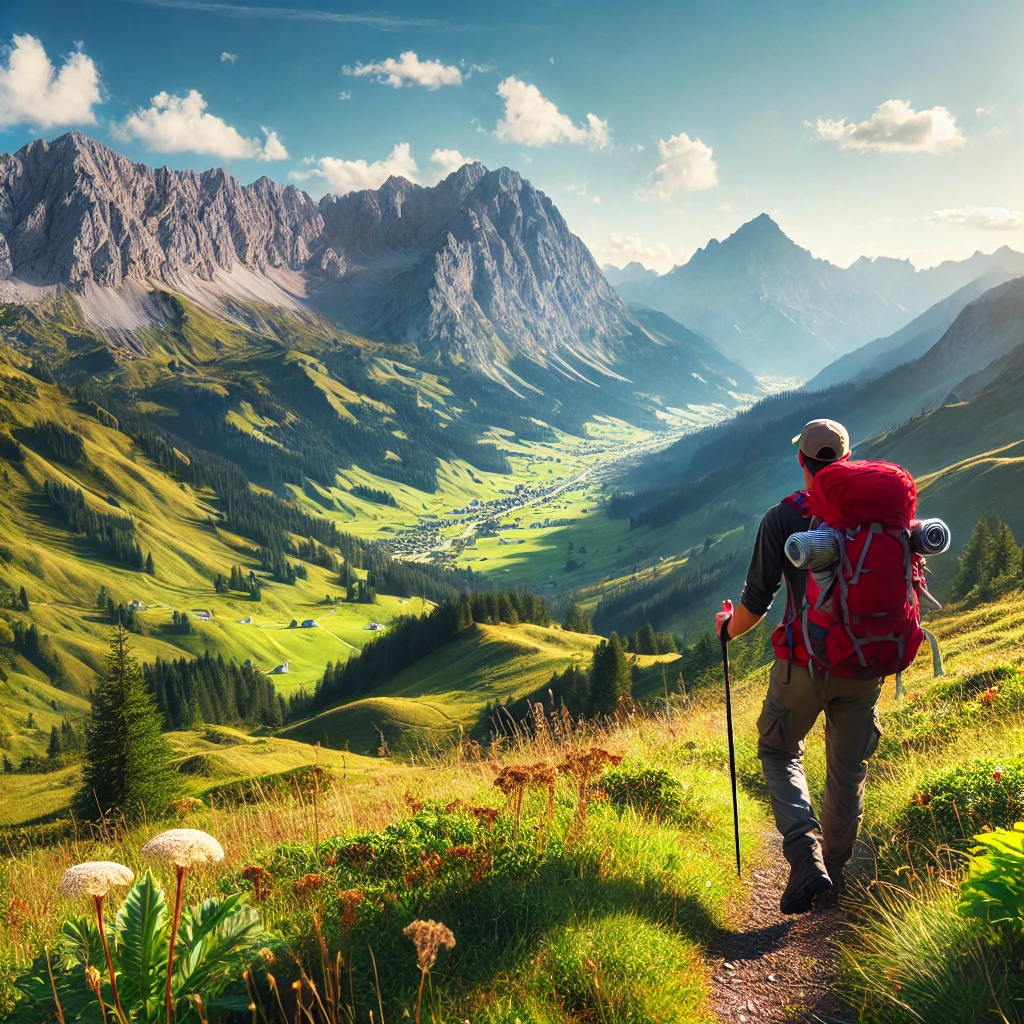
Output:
[716, 418, 923, 915]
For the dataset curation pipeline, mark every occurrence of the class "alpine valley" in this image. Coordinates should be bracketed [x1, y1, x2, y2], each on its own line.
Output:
[6, 100, 1024, 1024]
[4, 128, 1024, 822]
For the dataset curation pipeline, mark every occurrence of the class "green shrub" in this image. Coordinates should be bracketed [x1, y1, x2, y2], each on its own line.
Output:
[960, 822, 1024, 933]
[899, 756, 1024, 857]
[533, 913, 710, 1024]
[601, 761, 709, 825]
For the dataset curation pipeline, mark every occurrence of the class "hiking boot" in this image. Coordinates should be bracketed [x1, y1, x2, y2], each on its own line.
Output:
[815, 862, 847, 908]
[780, 855, 832, 915]
[825, 861, 847, 896]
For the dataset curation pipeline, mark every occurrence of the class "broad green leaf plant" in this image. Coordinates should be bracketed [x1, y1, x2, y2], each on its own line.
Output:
[960, 821, 1024, 933]
[16, 868, 264, 1022]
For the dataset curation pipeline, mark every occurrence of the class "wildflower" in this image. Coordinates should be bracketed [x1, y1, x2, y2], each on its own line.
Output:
[404, 919, 456, 971]
[403, 920, 456, 1024]
[141, 829, 225, 1024]
[57, 861, 135, 899]
[338, 888, 364, 931]
[85, 965, 107, 1023]
[469, 805, 500, 828]
[57, 862, 134, 1023]
[557, 747, 624, 829]
[141, 828, 225, 869]
[978, 686, 1000, 705]
[293, 873, 325, 897]
[241, 864, 273, 904]
[170, 795, 205, 818]
[994, 770, 1003, 783]
[492, 764, 533, 831]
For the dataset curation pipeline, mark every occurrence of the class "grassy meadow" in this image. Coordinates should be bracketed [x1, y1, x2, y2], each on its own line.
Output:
[4, 585, 1024, 1022]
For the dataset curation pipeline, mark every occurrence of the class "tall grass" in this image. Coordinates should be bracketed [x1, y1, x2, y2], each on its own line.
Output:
[0, 694, 767, 1022]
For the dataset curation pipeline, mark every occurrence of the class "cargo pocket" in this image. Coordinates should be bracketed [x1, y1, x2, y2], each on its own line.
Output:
[863, 706, 882, 760]
[756, 690, 793, 754]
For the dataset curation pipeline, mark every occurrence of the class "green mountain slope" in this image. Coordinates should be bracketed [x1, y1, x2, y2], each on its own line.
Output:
[281, 621, 679, 753]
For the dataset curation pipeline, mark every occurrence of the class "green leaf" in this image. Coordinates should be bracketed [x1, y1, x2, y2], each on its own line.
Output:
[172, 892, 262, 1004]
[113, 870, 169, 1019]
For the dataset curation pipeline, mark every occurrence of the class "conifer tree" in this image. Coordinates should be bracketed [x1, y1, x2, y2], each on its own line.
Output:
[562, 600, 593, 635]
[18, 586, 28, 611]
[588, 632, 632, 716]
[47, 725, 62, 759]
[984, 518, 1023, 598]
[950, 514, 995, 600]
[145, 552, 155, 576]
[76, 624, 177, 822]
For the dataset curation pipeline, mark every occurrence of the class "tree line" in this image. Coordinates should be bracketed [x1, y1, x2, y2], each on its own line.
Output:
[592, 552, 742, 637]
[75, 385, 484, 604]
[144, 651, 284, 730]
[28, 419, 86, 465]
[44, 480, 152, 572]
[292, 590, 552, 719]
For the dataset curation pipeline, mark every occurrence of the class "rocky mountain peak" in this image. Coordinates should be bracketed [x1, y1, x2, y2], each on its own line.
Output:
[0, 133, 637, 378]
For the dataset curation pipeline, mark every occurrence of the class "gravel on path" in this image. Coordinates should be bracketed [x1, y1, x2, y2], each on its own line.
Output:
[710, 832, 857, 1024]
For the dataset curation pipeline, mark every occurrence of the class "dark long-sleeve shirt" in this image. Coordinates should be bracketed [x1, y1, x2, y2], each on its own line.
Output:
[740, 500, 811, 622]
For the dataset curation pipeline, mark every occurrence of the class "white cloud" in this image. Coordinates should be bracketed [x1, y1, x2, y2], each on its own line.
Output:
[494, 77, 610, 149]
[0, 34, 101, 129]
[339, 90, 351, 101]
[344, 50, 462, 90]
[429, 148, 472, 180]
[293, 144, 476, 194]
[220, 51, 237, 63]
[629, 142, 645, 153]
[638, 132, 718, 200]
[293, 143, 419, 194]
[927, 205, 1024, 230]
[810, 99, 965, 154]
[588, 231, 677, 273]
[112, 89, 288, 161]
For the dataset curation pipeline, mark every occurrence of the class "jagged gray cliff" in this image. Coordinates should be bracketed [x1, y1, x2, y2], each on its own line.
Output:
[0, 132, 634, 377]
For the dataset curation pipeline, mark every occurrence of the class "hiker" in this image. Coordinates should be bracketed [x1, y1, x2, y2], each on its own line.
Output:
[716, 419, 925, 915]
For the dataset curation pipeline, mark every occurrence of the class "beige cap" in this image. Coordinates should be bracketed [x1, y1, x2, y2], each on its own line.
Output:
[791, 418, 850, 461]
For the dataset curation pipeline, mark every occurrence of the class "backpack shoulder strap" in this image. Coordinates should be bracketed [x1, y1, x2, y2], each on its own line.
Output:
[782, 489, 812, 518]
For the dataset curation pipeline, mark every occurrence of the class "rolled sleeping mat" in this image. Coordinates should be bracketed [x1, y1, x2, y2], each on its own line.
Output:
[785, 526, 841, 570]
[911, 518, 951, 555]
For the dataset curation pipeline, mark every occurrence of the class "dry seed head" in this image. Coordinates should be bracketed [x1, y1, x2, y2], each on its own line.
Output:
[141, 828, 224, 868]
[85, 965, 103, 995]
[492, 764, 532, 796]
[58, 861, 135, 899]
[403, 919, 456, 971]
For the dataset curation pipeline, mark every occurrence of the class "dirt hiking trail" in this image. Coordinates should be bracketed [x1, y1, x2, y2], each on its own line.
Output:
[710, 832, 857, 1024]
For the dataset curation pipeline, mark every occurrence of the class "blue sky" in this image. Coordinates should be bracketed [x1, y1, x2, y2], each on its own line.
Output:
[2, 0, 1023, 271]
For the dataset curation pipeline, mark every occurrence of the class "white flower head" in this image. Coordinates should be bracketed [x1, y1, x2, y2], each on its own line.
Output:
[141, 828, 225, 869]
[58, 861, 135, 899]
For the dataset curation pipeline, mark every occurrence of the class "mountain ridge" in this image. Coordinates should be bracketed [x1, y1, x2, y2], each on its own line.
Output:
[613, 215, 1024, 376]
[0, 132, 636, 386]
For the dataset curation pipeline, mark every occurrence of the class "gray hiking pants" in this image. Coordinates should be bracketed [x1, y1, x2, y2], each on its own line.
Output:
[757, 659, 882, 870]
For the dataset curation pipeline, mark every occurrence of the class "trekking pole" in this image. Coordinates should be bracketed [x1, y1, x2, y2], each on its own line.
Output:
[719, 599, 742, 877]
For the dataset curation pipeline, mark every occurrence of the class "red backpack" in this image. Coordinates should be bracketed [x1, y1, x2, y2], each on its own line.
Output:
[783, 460, 927, 683]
